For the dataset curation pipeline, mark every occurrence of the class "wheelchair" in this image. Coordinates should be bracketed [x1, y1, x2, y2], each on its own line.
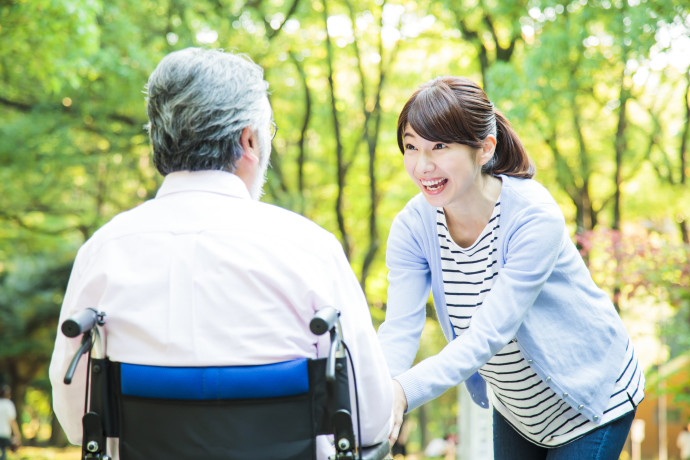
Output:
[61, 306, 391, 460]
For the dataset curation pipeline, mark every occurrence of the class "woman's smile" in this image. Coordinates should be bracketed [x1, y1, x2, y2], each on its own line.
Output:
[420, 177, 449, 193]
[403, 125, 485, 208]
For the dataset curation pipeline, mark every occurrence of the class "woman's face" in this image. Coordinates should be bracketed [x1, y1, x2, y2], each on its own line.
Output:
[402, 124, 484, 209]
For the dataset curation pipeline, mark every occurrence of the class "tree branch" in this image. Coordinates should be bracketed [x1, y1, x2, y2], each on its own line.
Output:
[321, 0, 350, 258]
[289, 51, 311, 212]
[266, 0, 301, 41]
[0, 95, 32, 112]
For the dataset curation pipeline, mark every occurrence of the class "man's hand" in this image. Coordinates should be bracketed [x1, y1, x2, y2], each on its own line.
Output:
[388, 379, 407, 446]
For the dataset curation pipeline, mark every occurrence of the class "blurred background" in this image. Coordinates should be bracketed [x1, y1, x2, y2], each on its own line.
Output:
[0, 0, 688, 458]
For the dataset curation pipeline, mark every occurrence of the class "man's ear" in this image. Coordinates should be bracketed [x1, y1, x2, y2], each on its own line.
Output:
[234, 126, 259, 189]
[239, 126, 259, 164]
[478, 135, 497, 166]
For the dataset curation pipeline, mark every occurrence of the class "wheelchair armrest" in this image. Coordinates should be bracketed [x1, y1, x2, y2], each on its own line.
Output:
[360, 440, 391, 460]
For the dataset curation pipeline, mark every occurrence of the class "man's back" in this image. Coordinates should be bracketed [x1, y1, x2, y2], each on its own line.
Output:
[49, 170, 392, 455]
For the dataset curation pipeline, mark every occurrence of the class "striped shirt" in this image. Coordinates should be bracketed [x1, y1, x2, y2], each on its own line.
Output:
[437, 203, 644, 447]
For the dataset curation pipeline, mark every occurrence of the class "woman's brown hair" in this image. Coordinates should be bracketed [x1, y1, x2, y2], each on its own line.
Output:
[397, 76, 535, 178]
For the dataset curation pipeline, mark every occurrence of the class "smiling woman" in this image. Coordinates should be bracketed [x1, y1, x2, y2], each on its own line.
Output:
[378, 76, 645, 460]
[396, 77, 534, 180]
[401, 126, 494, 218]
[397, 77, 532, 245]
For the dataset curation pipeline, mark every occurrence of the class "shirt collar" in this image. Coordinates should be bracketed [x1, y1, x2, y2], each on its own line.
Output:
[156, 170, 252, 200]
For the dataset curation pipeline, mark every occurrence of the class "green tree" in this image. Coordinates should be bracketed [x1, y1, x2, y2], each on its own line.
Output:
[2, 0, 690, 450]
[0, 256, 72, 442]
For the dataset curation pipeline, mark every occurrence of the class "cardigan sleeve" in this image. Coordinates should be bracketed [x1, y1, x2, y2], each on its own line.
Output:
[395, 201, 565, 411]
[377, 209, 432, 379]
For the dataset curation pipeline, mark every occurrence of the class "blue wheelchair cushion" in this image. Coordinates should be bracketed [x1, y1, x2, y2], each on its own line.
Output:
[120, 358, 310, 400]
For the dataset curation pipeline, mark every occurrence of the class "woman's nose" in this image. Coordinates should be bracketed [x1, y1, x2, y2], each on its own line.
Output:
[417, 151, 434, 173]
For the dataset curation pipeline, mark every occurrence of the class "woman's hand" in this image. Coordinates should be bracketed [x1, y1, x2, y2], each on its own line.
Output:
[389, 379, 408, 446]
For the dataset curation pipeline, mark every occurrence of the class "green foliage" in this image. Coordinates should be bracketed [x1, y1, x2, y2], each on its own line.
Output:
[1, 0, 689, 449]
[0, 258, 70, 360]
[579, 225, 688, 295]
[577, 224, 690, 358]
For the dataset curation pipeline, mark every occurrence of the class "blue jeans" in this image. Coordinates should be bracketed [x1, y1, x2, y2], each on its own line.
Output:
[493, 409, 635, 460]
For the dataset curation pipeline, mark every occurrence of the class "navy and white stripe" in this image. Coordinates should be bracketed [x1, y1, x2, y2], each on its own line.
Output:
[438, 205, 500, 333]
[437, 203, 644, 447]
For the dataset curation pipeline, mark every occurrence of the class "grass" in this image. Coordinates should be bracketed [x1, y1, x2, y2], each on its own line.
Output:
[5, 447, 435, 459]
[6, 446, 81, 460]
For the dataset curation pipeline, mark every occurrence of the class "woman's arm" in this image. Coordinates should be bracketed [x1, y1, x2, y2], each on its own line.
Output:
[377, 211, 432, 378]
[395, 202, 565, 411]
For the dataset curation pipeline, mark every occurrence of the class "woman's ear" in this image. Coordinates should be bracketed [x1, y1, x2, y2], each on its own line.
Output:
[478, 135, 497, 166]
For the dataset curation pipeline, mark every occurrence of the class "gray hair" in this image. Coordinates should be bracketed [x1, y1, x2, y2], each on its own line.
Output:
[145, 48, 270, 175]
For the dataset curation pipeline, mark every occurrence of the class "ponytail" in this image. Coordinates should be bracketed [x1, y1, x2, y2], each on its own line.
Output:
[486, 109, 535, 179]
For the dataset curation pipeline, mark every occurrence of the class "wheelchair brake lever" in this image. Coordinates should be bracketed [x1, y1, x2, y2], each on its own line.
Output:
[64, 332, 94, 385]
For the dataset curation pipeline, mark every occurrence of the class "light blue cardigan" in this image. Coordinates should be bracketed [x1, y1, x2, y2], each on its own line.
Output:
[377, 175, 637, 423]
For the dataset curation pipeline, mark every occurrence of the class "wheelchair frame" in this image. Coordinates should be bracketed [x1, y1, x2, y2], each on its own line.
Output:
[61, 307, 390, 460]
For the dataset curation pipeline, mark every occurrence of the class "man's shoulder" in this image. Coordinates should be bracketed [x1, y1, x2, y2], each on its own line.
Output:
[255, 200, 323, 225]
[81, 200, 152, 246]
[254, 201, 339, 241]
[80, 196, 342, 259]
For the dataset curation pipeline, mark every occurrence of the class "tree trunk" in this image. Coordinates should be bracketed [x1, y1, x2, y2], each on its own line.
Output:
[346, 1, 399, 294]
[569, 90, 596, 232]
[289, 51, 312, 215]
[679, 69, 690, 244]
[321, 0, 351, 258]
[418, 403, 428, 453]
[612, 67, 629, 313]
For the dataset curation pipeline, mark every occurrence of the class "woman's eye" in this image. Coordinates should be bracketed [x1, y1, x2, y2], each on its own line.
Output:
[405, 144, 417, 151]
[433, 143, 446, 150]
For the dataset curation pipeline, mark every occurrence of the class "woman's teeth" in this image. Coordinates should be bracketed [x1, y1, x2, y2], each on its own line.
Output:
[422, 178, 448, 191]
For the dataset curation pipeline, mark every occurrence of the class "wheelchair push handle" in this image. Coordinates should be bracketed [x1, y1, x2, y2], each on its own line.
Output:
[310, 306, 340, 336]
[309, 307, 391, 460]
[62, 308, 101, 338]
[61, 309, 106, 385]
[311, 307, 345, 383]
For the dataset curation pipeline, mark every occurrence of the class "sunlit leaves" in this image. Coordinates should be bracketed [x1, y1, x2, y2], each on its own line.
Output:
[1, 0, 689, 442]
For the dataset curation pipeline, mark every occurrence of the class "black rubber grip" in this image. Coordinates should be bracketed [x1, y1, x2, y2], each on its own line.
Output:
[310, 307, 340, 336]
[61, 308, 98, 338]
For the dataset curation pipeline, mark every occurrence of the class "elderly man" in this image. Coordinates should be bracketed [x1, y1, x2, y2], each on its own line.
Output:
[49, 47, 392, 459]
